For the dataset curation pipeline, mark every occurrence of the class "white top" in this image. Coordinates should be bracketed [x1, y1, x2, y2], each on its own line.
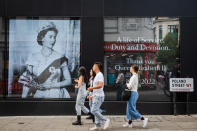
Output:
[127, 73, 138, 92]
[88, 79, 94, 96]
[93, 72, 105, 97]
[90, 79, 94, 87]
[78, 82, 87, 97]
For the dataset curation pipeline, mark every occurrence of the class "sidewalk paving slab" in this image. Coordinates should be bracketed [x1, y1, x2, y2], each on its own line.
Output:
[0, 115, 197, 131]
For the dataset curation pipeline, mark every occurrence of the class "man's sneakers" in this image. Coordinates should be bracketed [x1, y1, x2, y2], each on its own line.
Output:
[123, 123, 133, 128]
[103, 118, 110, 130]
[89, 118, 110, 130]
[142, 118, 148, 128]
[89, 126, 101, 130]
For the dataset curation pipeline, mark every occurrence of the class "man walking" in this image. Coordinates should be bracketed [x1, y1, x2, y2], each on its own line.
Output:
[88, 62, 110, 130]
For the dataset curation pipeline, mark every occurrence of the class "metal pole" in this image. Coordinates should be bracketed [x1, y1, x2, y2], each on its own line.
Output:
[186, 92, 190, 116]
[173, 92, 177, 115]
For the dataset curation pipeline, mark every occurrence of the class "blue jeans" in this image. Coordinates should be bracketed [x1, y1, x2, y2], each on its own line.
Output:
[89, 100, 103, 113]
[126, 91, 141, 120]
[91, 96, 107, 127]
[76, 95, 89, 116]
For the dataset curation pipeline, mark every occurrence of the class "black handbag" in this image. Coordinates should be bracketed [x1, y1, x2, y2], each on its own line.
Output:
[122, 88, 131, 101]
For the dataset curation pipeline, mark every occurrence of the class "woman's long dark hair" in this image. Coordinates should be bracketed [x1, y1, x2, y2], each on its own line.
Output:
[90, 68, 96, 80]
[78, 66, 88, 83]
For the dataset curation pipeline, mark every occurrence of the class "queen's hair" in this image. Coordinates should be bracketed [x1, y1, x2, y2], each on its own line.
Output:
[37, 22, 58, 45]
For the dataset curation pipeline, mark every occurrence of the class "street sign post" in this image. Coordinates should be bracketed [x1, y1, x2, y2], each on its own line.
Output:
[169, 78, 194, 115]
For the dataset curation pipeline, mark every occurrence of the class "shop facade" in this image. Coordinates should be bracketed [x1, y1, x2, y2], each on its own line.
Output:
[0, 0, 197, 115]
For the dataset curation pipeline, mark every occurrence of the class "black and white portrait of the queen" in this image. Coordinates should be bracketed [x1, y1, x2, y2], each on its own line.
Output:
[8, 19, 80, 98]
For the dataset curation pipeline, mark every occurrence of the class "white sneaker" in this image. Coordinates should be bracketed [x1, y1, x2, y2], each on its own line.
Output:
[89, 126, 101, 130]
[103, 118, 110, 130]
[142, 118, 148, 128]
[123, 123, 132, 128]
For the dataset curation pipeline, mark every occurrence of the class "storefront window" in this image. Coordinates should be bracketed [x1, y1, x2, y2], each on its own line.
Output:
[104, 17, 180, 101]
[6, 17, 81, 99]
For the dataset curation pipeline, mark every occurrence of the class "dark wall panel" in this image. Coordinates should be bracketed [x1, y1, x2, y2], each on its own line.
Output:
[104, 0, 197, 16]
[2, 101, 196, 115]
[81, 17, 104, 71]
[81, 0, 104, 69]
[180, 17, 197, 102]
[5, 0, 81, 16]
[82, 0, 103, 17]
[0, 0, 4, 16]
[0, 101, 176, 116]
[1, 0, 197, 17]
[5, 0, 34, 16]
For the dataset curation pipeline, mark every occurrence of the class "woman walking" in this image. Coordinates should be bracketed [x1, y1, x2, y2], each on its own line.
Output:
[86, 69, 95, 121]
[123, 65, 148, 128]
[72, 66, 93, 125]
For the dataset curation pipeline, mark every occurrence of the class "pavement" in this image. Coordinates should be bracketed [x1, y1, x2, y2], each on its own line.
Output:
[0, 115, 197, 131]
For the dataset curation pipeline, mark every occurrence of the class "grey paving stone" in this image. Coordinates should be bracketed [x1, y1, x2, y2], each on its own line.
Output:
[0, 115, 196, 131]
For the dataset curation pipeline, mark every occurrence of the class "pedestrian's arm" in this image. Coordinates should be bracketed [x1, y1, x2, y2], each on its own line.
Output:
[88, 81, 103, 91]
[75, 76, 83, 88]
